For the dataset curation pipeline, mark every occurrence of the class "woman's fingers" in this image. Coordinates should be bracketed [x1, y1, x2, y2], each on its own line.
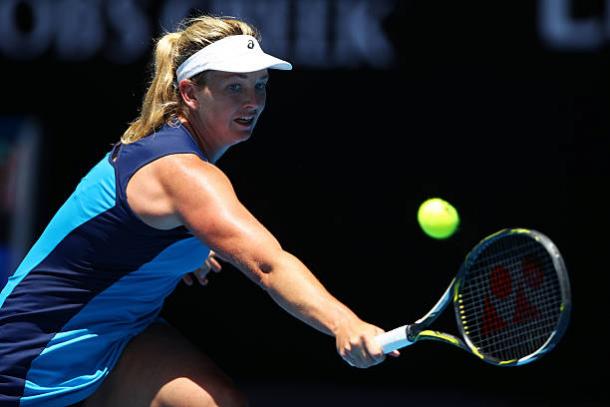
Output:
[195, 263, 210, 285]
[338, 325, 400, 368]
[184, 251, 223, 287]
[182, 274, 194, 286]
[210, 258, 222, 272]
[207, 252, 222, 273]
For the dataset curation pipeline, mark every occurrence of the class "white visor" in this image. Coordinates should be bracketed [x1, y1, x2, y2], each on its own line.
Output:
[176, 35, 292, 83]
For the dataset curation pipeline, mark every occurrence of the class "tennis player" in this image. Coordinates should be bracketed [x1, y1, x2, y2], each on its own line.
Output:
[0, 15, 398, 407]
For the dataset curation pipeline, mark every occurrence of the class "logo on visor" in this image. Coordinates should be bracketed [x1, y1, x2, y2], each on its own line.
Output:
[247, 40, 255, 49]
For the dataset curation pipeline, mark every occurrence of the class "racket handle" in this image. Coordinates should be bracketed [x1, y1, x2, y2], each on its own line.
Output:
[375, 325, 414, 354]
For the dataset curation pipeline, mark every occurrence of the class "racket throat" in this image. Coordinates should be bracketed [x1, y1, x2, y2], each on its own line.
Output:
[406, 324, 421, 342]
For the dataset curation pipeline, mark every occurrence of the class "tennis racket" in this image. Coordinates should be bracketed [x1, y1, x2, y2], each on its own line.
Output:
[375, 228, 571, 366]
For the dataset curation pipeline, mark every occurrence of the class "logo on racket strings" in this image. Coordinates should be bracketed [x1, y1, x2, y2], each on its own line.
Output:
[481, 255, 544, 336]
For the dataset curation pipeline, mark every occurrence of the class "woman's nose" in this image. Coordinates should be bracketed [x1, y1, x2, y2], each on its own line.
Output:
[242, 87, 265, 109]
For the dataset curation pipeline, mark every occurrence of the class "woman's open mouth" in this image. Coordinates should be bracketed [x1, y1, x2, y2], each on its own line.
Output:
[234, 116, 255, 127]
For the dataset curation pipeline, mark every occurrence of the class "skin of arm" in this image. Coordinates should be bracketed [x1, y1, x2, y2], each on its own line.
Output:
[156, 154, 395, 367]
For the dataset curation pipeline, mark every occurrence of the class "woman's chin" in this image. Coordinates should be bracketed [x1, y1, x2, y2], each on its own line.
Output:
[231, 128, 254, 143]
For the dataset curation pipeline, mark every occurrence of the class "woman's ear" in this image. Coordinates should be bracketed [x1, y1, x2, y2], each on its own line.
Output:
[178, 79, 199, 110]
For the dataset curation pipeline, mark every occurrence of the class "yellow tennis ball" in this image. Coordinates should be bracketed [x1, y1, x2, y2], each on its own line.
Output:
[417, 198, 460, 239]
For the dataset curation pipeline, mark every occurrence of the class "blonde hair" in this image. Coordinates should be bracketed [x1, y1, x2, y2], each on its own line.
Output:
[121, 15, 260, 144]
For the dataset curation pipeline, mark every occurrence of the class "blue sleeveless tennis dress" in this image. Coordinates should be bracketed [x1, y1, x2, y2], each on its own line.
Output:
[0, 123, 210, 406]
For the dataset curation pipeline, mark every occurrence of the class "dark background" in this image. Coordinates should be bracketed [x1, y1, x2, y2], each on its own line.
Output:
[1, 0, 609, 405]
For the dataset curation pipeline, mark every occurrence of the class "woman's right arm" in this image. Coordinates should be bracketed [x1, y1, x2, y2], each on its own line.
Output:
[154, 154, 396, 368]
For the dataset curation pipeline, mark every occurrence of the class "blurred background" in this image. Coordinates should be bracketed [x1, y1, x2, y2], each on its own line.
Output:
[1, 0, 608, 405]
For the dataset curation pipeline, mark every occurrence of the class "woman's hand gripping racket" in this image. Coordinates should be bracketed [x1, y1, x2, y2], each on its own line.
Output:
[375, 229, 571, 366]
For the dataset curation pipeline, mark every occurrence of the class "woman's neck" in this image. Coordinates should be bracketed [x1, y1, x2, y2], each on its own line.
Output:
[178, 116, 225, 163]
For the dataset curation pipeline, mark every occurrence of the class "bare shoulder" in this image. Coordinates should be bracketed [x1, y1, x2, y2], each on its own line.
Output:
[154, 154, 235, 200]
[137, 154, 283, 282]
[126, 153, 232, 230]
[152, 154, 244, 230]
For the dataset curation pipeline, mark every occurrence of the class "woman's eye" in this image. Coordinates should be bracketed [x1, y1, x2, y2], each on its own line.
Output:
[228, 84, 242, 92]
[256, 82, 267, 90]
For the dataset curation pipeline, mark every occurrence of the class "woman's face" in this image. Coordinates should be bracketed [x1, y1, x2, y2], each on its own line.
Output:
[193, 69, 268, 147]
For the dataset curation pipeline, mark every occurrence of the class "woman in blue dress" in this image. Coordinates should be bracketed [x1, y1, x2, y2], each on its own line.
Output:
[0, 15, 398, 407]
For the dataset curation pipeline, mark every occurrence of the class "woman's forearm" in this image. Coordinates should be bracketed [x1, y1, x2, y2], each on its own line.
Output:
[259, 250, 361, 336]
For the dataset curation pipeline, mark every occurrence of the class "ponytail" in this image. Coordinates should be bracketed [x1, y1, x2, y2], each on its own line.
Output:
[121, 16, 260, 144]
[121, 33, 181, 143]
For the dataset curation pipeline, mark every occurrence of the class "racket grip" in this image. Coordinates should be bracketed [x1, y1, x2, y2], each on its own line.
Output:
[375, 325, 414, 354]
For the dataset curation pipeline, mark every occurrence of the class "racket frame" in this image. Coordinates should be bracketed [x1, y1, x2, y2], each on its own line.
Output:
[377, 228, 572, 366]
[454, 229, 572, 366]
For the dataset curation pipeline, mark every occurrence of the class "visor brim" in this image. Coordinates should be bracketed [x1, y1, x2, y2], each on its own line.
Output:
[209, 53, 292, 73]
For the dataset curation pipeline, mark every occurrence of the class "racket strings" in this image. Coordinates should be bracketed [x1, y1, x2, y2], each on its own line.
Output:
[471, 241, 560, 359]
[461, 268, 561, 330]
[471, 247, 561, 360]
[467, 310, 560, 353]
[457, 235, 563, 362]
